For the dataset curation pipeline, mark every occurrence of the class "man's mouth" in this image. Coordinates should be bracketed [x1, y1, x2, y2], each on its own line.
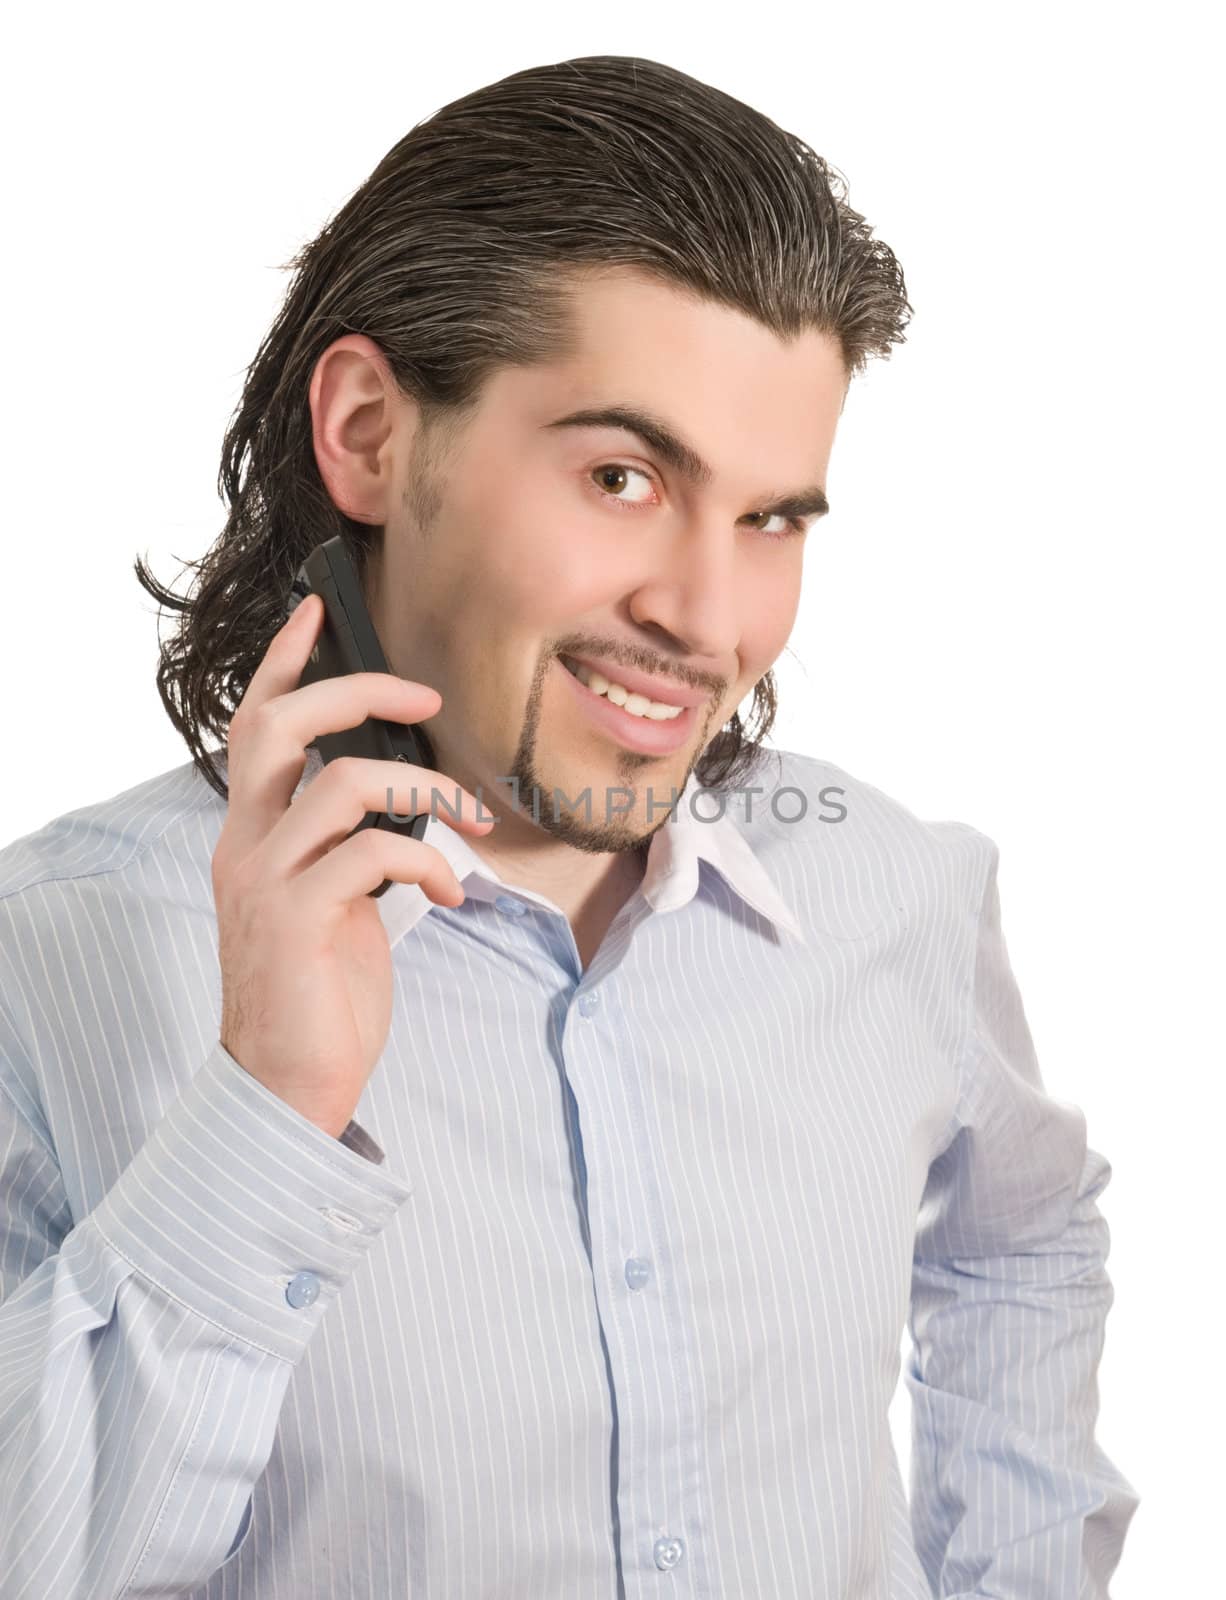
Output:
[556, 655, 698, 756]
[559, 655, 687, 720]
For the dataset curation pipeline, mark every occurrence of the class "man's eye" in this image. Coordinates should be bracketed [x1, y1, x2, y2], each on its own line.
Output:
[590, 463, 655, 507]
[586, 462, 807, 540]
[745, 510, 808, 538]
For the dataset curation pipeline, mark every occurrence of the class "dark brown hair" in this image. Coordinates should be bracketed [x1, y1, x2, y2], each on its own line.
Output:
[134, 54, 912, 804]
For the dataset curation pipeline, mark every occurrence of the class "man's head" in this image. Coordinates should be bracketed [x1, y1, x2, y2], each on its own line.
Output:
[307, 268, 846, 855]
[137, 54, 911, 819]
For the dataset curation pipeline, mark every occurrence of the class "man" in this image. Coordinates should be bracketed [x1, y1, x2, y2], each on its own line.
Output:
[0, 54, 1138, 1599]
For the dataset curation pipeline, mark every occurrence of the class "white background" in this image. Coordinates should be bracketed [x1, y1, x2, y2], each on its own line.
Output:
[1, 3, 1218, 1590]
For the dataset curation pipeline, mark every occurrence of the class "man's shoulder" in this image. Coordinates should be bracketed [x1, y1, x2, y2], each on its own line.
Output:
[0, 751, 224, 927]
[741, 744, 994, 859]
[0, 755, 230, 1187]
[735, 745, 999, 924]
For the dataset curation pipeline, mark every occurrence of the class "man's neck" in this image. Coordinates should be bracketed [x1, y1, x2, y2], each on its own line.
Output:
[569, 843, 648, 971]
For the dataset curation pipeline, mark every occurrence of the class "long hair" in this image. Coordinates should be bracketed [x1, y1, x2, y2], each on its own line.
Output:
[134, 54, 912, 804]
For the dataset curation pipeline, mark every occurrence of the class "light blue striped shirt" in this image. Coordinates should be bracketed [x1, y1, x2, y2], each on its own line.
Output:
[0, 743, 1139, 1597]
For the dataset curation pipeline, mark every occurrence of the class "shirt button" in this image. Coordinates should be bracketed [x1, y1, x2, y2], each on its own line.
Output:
[285, 1270, 320, 1309]
[624, 1257, 652, 1290]
[494, 894, 526, 916]
[578, 991, 601, 1018]
[653, 1535, 685, 1570]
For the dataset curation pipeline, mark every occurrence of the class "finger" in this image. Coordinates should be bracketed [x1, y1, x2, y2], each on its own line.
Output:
[225, 663, 443, 853]
[221, 593, 333, 851]
[225, 598, 448, 851]
[256, 756, 492, 882]
[294, 827, 466, 917]
[235, 590, 326, 718]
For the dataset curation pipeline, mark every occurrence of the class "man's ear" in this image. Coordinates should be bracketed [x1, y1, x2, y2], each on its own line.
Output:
[309, 333, 417, 525]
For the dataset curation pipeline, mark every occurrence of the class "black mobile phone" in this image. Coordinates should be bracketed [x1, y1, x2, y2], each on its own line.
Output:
[285, 536, 433, 898]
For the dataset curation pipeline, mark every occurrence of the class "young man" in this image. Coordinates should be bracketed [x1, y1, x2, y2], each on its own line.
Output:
[0, 54, 1138, 1600]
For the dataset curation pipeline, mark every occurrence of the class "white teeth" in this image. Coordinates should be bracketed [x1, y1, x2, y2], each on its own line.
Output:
[564, 658, 685, 720]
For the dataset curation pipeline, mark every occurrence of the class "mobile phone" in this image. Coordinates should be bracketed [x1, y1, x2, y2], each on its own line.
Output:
[285, 535, 433, 898]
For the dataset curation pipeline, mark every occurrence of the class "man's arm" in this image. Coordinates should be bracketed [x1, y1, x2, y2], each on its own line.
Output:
[0, 1001, 415, 1599]
[906, 837, 1140, 1598]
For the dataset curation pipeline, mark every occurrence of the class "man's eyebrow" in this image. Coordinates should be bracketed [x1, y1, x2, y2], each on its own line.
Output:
[541, 404, 830, 519]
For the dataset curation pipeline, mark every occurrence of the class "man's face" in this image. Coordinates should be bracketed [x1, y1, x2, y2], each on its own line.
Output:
[367, 266, 847, 855]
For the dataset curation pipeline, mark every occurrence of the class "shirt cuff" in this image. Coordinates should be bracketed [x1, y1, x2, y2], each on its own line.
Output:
[86, 1040, 415, 1363]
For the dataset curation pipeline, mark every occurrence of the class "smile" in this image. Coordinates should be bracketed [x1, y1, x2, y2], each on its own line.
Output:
[556, 656, 698, 756]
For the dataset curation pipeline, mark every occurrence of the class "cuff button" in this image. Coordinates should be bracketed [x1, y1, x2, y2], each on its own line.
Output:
[286, 1270, 321, 1309]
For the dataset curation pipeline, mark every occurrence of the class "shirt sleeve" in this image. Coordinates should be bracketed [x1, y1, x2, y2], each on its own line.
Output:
[0, 1019, 415, 1600]
[906, 836, 1141, 1598]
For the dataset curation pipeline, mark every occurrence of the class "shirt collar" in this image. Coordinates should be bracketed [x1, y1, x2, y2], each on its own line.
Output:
[283, 747, 807, 951]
